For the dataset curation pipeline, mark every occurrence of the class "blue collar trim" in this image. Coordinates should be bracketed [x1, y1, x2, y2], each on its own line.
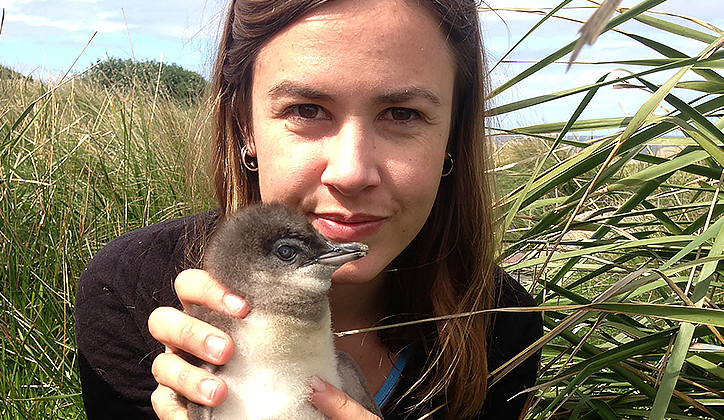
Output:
[374, 346, 413, 408]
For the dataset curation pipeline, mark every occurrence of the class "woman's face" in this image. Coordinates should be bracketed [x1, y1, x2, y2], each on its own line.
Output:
[250, 0, 456, 284]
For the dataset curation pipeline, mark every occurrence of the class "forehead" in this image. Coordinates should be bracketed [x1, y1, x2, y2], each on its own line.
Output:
[252, 0, 455, 103]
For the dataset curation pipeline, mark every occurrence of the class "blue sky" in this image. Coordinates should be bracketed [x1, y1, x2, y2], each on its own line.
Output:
[0, 0, 221, 77]
[480, 1, 724, 129]
[1, 0, 722, 127]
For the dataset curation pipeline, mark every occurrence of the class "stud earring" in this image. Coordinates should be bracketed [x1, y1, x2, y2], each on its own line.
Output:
[241, 144, 258, 172]
[442, 153, 454, 177]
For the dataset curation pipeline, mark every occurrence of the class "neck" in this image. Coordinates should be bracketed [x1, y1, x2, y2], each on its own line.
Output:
[328, 272, 395, 394]
[328, 272, 388, 333]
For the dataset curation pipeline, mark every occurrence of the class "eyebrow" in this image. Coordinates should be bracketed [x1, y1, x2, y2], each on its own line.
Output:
[267, 81, 442, 106]
[267, 81, 333, 102]
[375, 87, 442, 107]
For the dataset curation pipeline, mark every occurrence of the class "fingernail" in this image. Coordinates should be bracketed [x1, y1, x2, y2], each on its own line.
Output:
[200, 378, 218, 402]
[206, 336, 226, 360]
[310, 376, 326, 393]
[224, 294, 246, 316]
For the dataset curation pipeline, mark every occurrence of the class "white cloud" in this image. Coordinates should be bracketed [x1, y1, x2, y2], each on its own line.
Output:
[2, 0, 34, 10]
[96, 11, 120, 20]
[7, 13, 129, 32]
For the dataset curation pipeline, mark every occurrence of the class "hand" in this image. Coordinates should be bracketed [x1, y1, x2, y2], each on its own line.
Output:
[148, 269, 249, 420]
[310, 378, 382, 420]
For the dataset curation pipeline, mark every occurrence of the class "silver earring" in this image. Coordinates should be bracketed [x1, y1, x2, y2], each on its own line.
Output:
[442, 153, 454, 177]
[241, 144, 258, 172]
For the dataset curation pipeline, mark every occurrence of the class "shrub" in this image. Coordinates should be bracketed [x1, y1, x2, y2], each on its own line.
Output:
[0, 64, 31, 81]
[83, 58, 207, 102]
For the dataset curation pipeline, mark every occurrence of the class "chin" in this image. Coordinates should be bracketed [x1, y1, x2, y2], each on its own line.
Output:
[330, 257, 387, 285]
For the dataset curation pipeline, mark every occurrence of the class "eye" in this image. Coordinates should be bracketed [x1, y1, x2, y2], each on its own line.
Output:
[276, 244, 297, 262]
[381, 107, 421, 122]
[391, 108, 414, 120]
[291, 104, 328, 120]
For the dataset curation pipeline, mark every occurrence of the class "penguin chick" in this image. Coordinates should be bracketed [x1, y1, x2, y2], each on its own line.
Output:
[187, 203, 382, 420]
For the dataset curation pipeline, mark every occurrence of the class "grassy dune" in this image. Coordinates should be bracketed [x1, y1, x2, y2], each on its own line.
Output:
[0, 74, 213, 418]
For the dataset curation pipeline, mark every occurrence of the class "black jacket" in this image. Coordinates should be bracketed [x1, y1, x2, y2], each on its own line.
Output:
[75, 210, 542, 419]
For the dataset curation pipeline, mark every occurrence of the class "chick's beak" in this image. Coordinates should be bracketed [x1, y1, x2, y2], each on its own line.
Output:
[312, 241, 369, 267]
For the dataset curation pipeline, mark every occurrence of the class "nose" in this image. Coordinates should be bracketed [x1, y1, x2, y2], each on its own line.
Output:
[320, 120, 381, 197]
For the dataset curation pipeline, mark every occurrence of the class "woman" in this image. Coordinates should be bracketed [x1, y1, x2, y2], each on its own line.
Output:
[74, 0, 543, 419]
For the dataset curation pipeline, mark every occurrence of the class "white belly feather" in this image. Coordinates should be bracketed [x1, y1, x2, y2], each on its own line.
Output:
[212, 307, 341, 420]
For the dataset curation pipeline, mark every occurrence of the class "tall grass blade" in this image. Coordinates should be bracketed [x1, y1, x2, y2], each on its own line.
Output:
[489, 0, 667, 99]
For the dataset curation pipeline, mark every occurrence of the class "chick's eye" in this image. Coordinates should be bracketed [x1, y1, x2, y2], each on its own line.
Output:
[276, 245, 297, 262]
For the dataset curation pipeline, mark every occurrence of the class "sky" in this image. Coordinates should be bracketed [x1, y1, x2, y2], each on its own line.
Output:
[479, 1, 724, 129]
[1, 0, 723, 127]
[0, 0, 223, 77]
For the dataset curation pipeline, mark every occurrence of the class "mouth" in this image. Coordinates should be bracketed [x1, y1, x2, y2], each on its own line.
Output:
[310, 213, 386, 242]
[311, 241, 369, 267]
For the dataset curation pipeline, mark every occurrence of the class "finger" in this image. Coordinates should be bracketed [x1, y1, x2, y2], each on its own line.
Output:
[148, 306, 234, 365]
[151, 351, 228, 406]
[151, 384, 189, 420]
[175, 269, 248, 317]
[309, 377, 381, 420]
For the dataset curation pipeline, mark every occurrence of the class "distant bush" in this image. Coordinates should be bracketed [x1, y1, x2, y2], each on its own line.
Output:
[83, 58, 207, 102]
[0, 64, 31, 81]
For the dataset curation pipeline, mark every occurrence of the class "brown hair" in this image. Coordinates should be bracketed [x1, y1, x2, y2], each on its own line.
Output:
[210, 0, 496, 418]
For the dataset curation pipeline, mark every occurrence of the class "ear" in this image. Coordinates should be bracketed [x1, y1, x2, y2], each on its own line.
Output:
[243, 138, 257, 157]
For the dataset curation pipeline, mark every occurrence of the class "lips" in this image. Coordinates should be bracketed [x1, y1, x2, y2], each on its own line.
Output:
[310, 213, 386, 242]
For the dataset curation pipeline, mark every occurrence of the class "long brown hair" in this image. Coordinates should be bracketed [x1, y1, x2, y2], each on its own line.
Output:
[210, 0, 496, 418]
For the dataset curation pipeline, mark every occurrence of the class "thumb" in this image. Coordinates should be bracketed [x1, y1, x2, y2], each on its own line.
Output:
[309, 377, 380, 420]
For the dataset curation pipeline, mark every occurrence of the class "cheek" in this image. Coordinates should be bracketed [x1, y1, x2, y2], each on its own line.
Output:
[384, 155, 443, 244]
[388, 152, 445, 204]
[258, 157, 308, 203]
[256, 141, 322, 205]
[390, 154, 445, 250]
[402, 178, 441, 238]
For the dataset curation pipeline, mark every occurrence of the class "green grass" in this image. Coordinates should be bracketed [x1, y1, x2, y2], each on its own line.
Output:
[490, 2, 724, 418]
[0, 73, 214, 418]
[3, 1, 724, 419]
